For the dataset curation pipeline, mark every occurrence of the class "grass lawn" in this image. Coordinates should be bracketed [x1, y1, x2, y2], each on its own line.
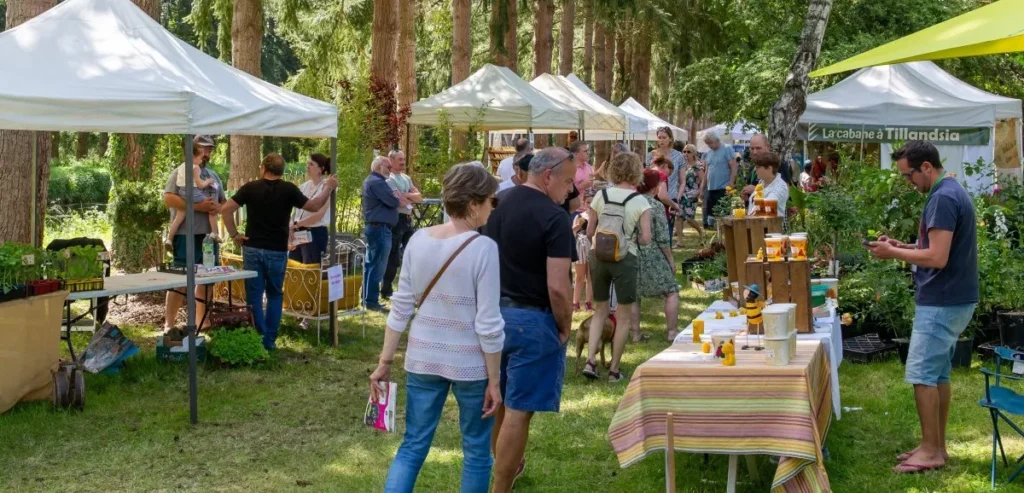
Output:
[4, 240, 1024, 492]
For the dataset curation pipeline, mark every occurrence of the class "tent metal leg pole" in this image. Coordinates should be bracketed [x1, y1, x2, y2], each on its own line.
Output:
[30, 131, 38, 247]
[329, 138, 338, 347]
[184, 134, 198, 425]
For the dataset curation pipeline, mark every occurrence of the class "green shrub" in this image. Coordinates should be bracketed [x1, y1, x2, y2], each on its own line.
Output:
[209, 327, 269, 366]
[48, 164, 112, 206]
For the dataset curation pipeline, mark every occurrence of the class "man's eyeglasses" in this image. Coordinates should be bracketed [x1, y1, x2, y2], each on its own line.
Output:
[901, 169, 920, 180]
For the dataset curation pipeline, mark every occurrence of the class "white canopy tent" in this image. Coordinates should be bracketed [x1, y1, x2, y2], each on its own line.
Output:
[409, 64, 579, 131]
[696, 120, 760, 153]
[797, 61, 1022, 192]
[618, 97, 689, 142]
[0, 0, 339, 423]
[563, 74, 649, 141]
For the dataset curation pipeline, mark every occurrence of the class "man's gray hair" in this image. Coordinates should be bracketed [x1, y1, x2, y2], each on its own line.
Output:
[703, 131, 721, 144]
[371, 156, 390, 171]
[613, 142, 630, 154]
[514, 138, 532, 153]
[387, 149, 405, 159]
[529, 147, 572, 175]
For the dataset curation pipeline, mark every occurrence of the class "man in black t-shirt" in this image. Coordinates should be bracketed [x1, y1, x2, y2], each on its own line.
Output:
[486, 147, 575, 492]
[222, 153, 337, 350]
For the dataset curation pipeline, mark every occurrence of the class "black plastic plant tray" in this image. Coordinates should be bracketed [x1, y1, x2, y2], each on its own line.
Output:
[843, 333, 897, 363]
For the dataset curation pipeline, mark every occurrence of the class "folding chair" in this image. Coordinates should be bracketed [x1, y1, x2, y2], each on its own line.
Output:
[980, 346, 1024, 489]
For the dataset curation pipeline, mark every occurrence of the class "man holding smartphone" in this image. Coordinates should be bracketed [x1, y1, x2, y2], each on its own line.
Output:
[866, 140, 977, 474]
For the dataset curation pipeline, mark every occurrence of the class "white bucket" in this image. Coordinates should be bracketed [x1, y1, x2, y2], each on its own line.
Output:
[761, 305, 790, 338]
[774, 303, 798, 334]
[789, 331, 797, 356]
[765, 333, 792, 366]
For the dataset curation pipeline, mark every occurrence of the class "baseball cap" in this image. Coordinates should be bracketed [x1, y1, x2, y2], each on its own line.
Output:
[193, 135, 215, 147]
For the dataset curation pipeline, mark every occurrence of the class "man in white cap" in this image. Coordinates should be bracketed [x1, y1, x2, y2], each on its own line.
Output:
[162, 135, 226, 332]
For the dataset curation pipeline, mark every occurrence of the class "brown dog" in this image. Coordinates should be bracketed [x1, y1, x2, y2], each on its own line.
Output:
[575, 313, 616, 374]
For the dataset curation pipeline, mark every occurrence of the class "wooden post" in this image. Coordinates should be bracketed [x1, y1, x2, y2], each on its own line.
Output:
[665, 412, 675, 493]
[790, 259, 813, 332]
[770, 261, 791, 303]
[723, 223, 739, 288]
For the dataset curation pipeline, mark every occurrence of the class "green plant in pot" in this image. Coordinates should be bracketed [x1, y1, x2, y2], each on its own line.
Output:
[209, 327, 269, 366]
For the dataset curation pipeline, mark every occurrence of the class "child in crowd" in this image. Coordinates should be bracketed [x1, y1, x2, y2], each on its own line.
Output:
[166, 162, 220, 246]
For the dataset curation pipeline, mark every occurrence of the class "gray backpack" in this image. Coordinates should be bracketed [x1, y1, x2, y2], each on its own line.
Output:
[593, 189, 641, 263]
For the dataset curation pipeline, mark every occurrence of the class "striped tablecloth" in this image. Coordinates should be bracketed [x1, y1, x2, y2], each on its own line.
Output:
[608, 340, 833, 492]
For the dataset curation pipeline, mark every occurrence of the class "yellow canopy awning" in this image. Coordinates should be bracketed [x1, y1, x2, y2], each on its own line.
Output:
[812, 0, 1024, 77]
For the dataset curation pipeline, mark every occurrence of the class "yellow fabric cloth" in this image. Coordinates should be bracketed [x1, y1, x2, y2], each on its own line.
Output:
[0, 291, 68, 414]
[812, 0, 1024, 77]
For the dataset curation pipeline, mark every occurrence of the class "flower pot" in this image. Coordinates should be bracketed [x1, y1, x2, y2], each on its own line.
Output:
[952, 337, 974, 368]
[894, 337, 911, 365]
[998, 311, 1024, 350]
[0, 285, 28, 304]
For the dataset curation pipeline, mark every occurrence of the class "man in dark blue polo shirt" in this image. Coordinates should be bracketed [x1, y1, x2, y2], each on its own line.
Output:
[868, 140, 978, 474]
[362, 156, 409, 312]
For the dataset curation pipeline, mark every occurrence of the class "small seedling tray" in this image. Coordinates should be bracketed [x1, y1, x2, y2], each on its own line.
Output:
[843, 333, 897, 363]
[63, 278, 104, 293]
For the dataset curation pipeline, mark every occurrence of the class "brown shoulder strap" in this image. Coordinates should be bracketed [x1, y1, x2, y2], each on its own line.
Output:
[416, 234, 481, 308]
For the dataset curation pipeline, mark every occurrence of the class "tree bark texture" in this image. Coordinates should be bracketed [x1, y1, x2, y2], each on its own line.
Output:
[489, 0, 516, 70]
[506, 0, 518, 74]
[558, 0, 574, 76]
[0, 0, 56, 245]
[768, 0, 833, 164]
[582, 0, 593, 85]
[114, 0, 159, 183]
[398, 0, 418, 171]
[532, 0, 554, 79]
[451, 0, 472, 156]
[228, 0, 264, 188]
[592, 19, 607, 168]
[632, 18, 651, 108]
[75, 132, 90, 159]
[603, 20, 614, 103]
[50, 132, 60, 162]
[371, 0, 399, 88]
[614, 20, 630, 104]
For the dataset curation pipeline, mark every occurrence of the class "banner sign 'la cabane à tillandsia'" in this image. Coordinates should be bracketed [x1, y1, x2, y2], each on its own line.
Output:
[797, 123, 991, 145]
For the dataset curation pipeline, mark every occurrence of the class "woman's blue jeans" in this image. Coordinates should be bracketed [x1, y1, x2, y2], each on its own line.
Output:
[242, 247, 288, 350]
[383, 373, 494, 493]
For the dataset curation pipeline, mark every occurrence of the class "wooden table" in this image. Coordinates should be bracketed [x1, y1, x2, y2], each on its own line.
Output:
[609, 340, 833, 492]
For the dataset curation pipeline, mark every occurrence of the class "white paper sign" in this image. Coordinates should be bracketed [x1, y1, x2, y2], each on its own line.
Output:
[327, 265, 345, 302]
[1013, 360, 1024, 376]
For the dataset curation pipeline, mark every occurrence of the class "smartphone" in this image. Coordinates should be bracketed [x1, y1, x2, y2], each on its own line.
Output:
[861, 236, 874, 247]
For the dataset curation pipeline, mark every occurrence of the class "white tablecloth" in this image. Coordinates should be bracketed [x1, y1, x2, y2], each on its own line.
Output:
[674, 299, 844, 419]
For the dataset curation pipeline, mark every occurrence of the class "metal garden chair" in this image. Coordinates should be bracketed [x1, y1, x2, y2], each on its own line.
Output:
[980, 346, 1024, 488]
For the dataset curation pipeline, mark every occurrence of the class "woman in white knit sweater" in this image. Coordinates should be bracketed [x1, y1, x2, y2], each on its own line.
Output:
[371, 163, 504, 493]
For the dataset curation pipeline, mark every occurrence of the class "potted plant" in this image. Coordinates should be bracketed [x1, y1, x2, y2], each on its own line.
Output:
[0, 243, 28, 303]
[688, 253, 728, 293]
[208, 327, 269, 367]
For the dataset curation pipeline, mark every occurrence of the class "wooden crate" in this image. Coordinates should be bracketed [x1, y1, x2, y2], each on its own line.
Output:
[744, 257, 813, 333]
[720, 216, 783, 298]
[486, 147, 515, 174]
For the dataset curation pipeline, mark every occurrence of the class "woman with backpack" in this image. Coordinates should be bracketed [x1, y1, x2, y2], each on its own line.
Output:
[582, 152, 652, 383]
[632, 169, 681, 342]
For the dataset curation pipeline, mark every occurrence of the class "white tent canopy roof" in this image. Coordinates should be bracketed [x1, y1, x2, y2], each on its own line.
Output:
[800, 61, 1022, 127]
[409, 64, 579, 131]
[0, 0, 337, 137]
[618, 98, 688, 142]
[562, 74, 648, 137]
[527, 74, 626, 133]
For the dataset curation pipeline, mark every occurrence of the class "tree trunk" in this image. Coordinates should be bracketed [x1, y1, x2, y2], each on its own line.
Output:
[767, 0, 833, 164]
[582, 0, 593, 86]
[228, 0, 264, 188]
[614, 20, 630, 104]
[371, 0, 399, 87]
[98, 133, 109, 157]
[112, 0, 160, 185]
[506, 0, 518, 74]
[451, 0, 471, 157]
[603, 20, 614, 103]
[398, 0, 418, 171]
[558, 0, 574, 76]
[593, 19, 607, 166]
[632, 18, 651, 108]
[0, 0, 56, 245]
[532, 0, 554, 79]
[75, 132, 90, 159]
[50, 132, 60, 162]
[489, 0, 515, 70]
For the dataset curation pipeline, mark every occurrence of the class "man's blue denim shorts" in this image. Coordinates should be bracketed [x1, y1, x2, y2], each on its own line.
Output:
[906, 303, 976, 387]
[499, 307, 567, 413]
